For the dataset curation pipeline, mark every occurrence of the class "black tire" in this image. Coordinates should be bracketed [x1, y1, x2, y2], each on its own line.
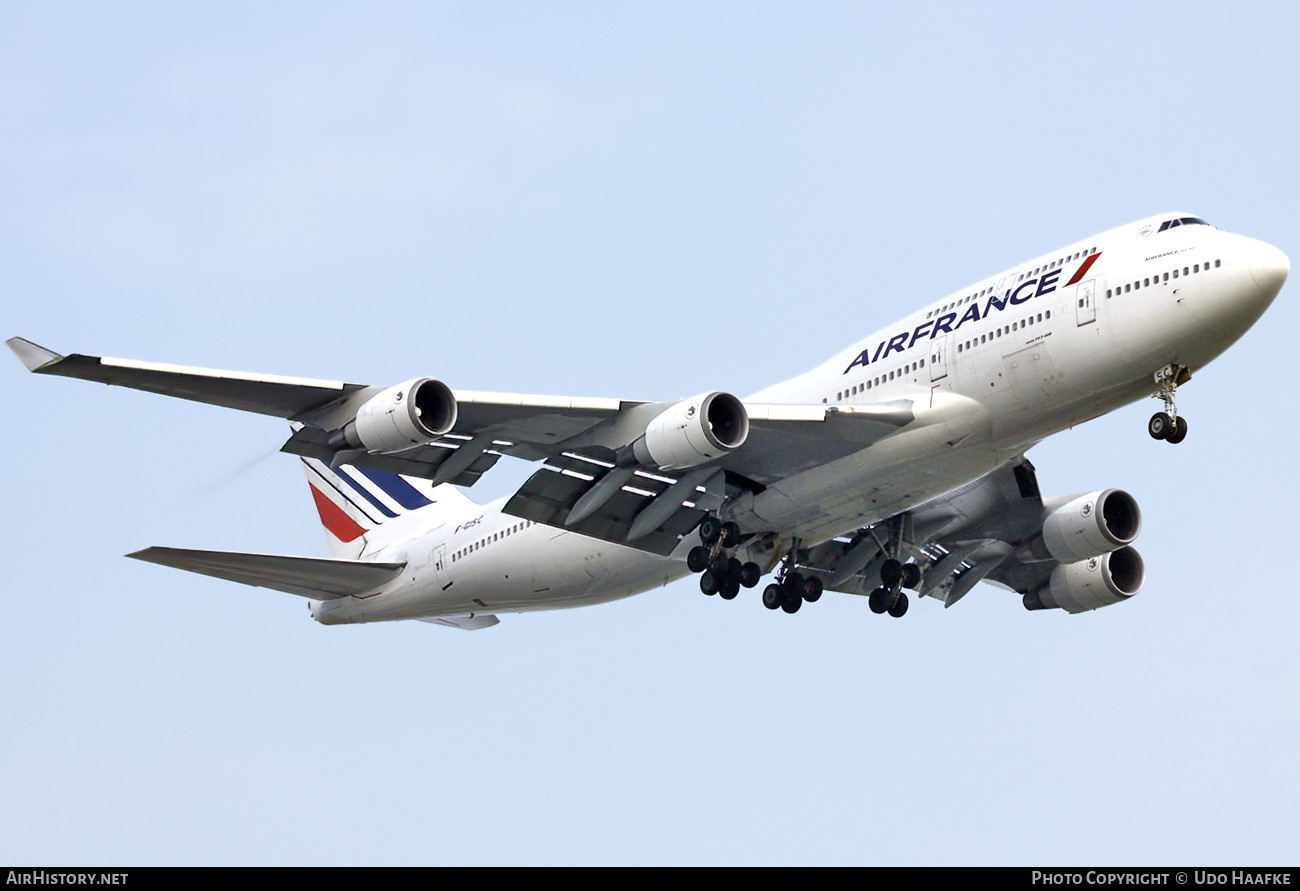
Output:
[700, 571, 720, 596]
[802, 576, 824, 602]
[901, 562, 922, 590]
[720, 521, 741, 548]
[720, 578, 740, 600]
[698, 516, 723, 546]
[739, 562, 762, 588]
[687, 546, 710, 574]
[1166, 415, 1188, 444]
[762, 584, 783, 610]
[781, 591, 802, 614]
[1148, 412, 1173, 440]
[869, 586, 890, 614]
[888, 592, 909, 618]
[881, 558, 903, 587]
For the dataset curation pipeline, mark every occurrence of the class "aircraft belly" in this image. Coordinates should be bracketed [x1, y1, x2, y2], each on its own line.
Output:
[451, 544, 683, 614]
[361, 532, 685, 620]
[739, 417, 1009, 545]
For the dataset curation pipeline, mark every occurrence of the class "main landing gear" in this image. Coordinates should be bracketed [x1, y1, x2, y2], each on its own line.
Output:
[859, 515, 921, 619]
[686, 519, 823, 614]
[1148, 364, 1190, 444]
[760, 548, 824, 615]
[689, 516, 761, 601]
[686, 515, 920, 620]
[867, 557, 919, 619]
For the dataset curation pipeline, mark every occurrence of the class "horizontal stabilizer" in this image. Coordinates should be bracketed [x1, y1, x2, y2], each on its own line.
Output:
[128, 547, 405, 600]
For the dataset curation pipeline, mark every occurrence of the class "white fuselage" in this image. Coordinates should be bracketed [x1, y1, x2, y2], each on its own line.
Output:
[313, 213, 1288, 625]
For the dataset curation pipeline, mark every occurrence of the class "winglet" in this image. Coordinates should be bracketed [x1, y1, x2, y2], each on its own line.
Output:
[6, 337, 64, 372]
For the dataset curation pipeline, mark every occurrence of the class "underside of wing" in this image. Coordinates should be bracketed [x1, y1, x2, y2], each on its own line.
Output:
[498, 401, 915, 554]
[128, 547, 406, 600]
[8, 337, 365, 418]
[790, 458, 1147, 615]
[281, 424, 505, 488]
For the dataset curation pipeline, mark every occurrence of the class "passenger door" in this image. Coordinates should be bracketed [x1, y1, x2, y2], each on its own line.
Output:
[929, 334, 949, 382]
[1075, 279, 1097, 326]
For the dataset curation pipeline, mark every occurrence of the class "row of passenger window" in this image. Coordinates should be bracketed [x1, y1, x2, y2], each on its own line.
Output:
[452, 520, 535, 563]
[924, 246, 1099, 320]
[1106, 258, 1221, 298]
[829, 306, 1059, 402]
[956, 310, 1052, 354]
[828, 358, 926, 403]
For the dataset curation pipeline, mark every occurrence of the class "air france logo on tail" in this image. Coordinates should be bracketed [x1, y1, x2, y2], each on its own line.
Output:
[842, 253, 1102, 374]
[303, 458, 433, 543]
[309, 481, 367, 542]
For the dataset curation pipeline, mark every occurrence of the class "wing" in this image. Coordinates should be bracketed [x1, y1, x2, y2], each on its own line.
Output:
[9, 338, 917, 555]
[792, 458, 1147, 614]
[498, 402, 915, 555]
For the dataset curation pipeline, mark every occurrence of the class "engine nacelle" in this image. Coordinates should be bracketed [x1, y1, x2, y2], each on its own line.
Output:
[1024, 546, 1146, 613]
[632, 391, 749, 471]
[341, 377, 458, 454]
[1036, 489, 1142, 563]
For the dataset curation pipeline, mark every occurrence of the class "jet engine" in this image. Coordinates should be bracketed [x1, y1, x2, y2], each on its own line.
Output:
[1023, 546, 1146, 613]
[631, 391, 749, 471]
[1029, 489, 1142, 563]
[332, 378, 458, 454]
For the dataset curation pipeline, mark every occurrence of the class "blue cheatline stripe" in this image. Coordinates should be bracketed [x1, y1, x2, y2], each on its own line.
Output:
[302, 460, 385, 525]
[355, 465, 432, 510]
[333, 465, 399, 519]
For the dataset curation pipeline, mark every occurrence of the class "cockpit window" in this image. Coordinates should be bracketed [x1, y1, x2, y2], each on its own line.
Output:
[1158, 217, 1211, 232]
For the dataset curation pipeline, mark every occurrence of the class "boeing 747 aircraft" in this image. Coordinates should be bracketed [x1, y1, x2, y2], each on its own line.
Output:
[9, 212, 1288, 629]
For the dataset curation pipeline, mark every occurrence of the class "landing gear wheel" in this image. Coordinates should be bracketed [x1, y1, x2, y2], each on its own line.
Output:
[720, 522, 741, 548]
[739, 562, 762, 589]
[687, 546, 710, 574]
[901, 563, 922, 590]
[781, 591, 802, 614]
[698, 516, 723, 546]
[881, 558, 903, 587]
[869, 586, 890, 614]
[720, 578, 740, 600]
[1148, 412, 1173, 441]
[700, 571, 720, 596]
[762, 584, 783, 610]
[1166, 415, 1188, 444]
[887, 592, 909, 618]
[802, 576, 824, 602]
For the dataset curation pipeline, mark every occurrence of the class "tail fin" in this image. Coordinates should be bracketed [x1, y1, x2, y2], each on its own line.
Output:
[300, 455, 476, 558]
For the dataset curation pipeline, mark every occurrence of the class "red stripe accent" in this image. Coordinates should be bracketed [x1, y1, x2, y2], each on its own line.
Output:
[309, 482, 366, 542]
[1066, 251, 1102, 286]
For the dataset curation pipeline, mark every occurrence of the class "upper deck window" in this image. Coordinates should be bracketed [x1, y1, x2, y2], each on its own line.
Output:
[1158, 217, 1211, 232]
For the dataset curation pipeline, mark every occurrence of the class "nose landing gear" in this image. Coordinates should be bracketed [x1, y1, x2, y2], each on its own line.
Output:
[1149, 364, 1190, 444]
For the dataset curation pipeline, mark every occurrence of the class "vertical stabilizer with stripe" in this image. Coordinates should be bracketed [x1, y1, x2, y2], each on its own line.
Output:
[300, 455, 477, 559]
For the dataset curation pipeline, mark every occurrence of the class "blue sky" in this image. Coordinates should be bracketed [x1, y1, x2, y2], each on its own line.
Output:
[3, 1, 1298, 865]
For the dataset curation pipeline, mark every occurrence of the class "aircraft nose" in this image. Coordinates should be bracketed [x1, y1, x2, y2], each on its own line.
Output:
[1250, 241, 1289, 298]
